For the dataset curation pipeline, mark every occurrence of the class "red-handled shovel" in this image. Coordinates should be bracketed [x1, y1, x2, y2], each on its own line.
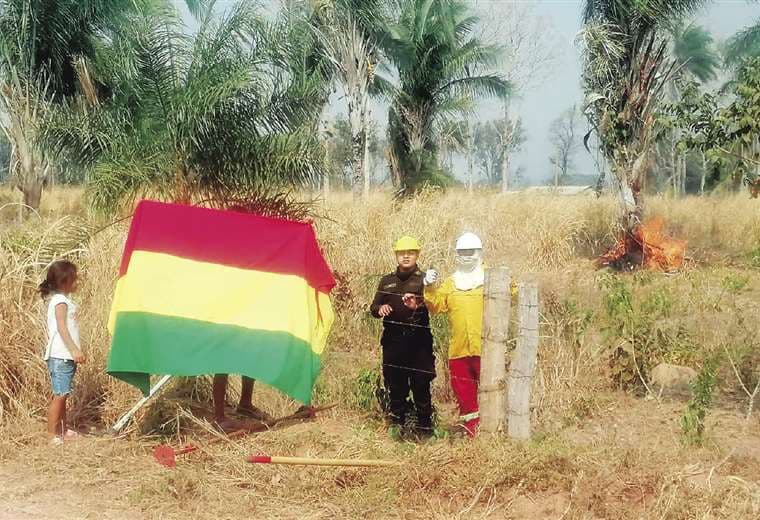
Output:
[153, 403, 337, 468]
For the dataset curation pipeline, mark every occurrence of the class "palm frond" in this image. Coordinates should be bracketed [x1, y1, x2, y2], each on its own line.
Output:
[672, 23, 719, 82]
[47, 0, 328, 212]
[725, 20, 760, 68]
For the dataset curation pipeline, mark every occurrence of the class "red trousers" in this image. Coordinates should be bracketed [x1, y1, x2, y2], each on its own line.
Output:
[449, 356, 480, 436]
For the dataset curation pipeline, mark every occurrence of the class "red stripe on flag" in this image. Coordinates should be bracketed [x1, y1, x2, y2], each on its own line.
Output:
[118, 200, 335, 292]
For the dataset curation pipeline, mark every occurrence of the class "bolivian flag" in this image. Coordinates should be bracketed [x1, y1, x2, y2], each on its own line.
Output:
[106, 200, 335, 404]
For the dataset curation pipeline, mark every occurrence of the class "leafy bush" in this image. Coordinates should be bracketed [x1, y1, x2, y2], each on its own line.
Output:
[748, 246, 760, 269]
[599, 274, 682, 390]
[681, 357, 720, 445]
[352, 367, 386, 414]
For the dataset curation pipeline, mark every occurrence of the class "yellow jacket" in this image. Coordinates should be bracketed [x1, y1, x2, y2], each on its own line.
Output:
[424, 277, 484, 359]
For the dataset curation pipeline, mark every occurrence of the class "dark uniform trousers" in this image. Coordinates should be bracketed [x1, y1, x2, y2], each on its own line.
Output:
[370, 268, 435, 429]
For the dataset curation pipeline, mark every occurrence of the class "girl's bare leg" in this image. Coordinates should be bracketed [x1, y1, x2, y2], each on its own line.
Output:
[47, 395, 67, 437]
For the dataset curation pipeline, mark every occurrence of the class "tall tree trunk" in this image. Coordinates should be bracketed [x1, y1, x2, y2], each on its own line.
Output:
[323, 134, 331, 200]
[620, 184, 641, 231]
[628, 153, 648, 231]
[21, 181, 43, 213]
[467, 124, 474, 194]
[348, 90, 367, 203]
[387, 147, 400, 189]
[11, 131, 48, 218]
[700, 152, 707, 196]
[363, 122, 370, 200]
[500, 102, 511, 194]
[349, 125, 365, 203]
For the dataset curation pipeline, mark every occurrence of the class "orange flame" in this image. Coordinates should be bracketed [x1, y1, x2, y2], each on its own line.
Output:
[597, 217, 686, 272]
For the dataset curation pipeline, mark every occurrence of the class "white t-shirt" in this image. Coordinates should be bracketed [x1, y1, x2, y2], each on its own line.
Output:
[45, 293, 80, 361]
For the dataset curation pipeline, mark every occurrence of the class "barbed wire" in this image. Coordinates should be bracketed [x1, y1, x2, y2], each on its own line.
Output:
[372, 289, 487, 298]
[380, 359, 543, 384]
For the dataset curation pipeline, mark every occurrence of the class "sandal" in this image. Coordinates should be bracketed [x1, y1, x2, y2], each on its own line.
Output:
[50, 436, 64, 446]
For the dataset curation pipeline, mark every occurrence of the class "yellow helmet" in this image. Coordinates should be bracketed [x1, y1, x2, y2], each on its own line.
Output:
[393, 236, 421, 252]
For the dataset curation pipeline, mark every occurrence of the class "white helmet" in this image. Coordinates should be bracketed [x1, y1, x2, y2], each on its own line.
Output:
[455, 232, 482, 251]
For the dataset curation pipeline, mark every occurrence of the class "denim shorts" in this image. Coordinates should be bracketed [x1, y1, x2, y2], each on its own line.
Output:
[47, 357, 77, 396]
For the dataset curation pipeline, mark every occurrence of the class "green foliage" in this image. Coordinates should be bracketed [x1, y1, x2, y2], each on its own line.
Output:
[599, 274, 695, 390]
[473, 119, 526, 185]
[600, 274, 634, 324]
[722, 58, 760, 149]
[664, 81, 720, 154]
[641, 286, 674, 318]
[0, 0, 138, 99]
[383, 0, 511, 194]
[672, 23, 720, 83]
[724, 19, 760, 69]
[352, 367, 384, 414]
[43, 2, 328, 213]
[748, 246, 760, 269]
[325, 116, 384, 188]
[721, 273, 750, 294]
[580, 0, 707, 222]
[663, 57, 760, 192]
[0, 134, 9, 182]
[681, 356, 719, 446]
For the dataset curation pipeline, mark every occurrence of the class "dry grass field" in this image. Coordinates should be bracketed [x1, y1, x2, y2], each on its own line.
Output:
[2, 186, 760, 519]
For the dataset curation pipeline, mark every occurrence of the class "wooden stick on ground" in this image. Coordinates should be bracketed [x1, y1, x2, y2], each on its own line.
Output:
[247, 455, 399, 467]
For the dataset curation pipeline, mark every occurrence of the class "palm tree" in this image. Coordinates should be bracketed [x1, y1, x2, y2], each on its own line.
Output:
[0, 0, 143, 214]
[0, 0, 212, 215]
[672, 23, 720, 83]
[580, 0, 707, 232]
[315, 1, 385, 202]
[666, 23, 719, 195]
[725, 20, 760, 69]
[383, 0, 511, 194]
[44, 2, 326, 213]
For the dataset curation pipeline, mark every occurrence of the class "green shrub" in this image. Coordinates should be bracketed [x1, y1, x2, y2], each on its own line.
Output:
[681, 357, 719, 445]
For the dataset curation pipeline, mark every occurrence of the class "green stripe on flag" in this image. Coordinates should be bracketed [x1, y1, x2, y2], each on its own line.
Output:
[107, 312, 321, 404]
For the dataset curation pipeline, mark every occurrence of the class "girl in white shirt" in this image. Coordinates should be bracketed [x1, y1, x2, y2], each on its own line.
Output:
[39, 260, 85, 445]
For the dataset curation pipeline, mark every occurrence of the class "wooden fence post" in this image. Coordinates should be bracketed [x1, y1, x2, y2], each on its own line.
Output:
[508, 281, 540, 440]
[479, 267, 511, 433]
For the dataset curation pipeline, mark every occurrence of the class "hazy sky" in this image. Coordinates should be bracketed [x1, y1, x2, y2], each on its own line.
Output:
[472, 0, 758, 185]
[183, 0, 759, 185]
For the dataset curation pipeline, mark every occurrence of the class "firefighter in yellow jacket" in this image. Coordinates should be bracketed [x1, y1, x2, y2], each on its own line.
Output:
[424, 232, 485, 436]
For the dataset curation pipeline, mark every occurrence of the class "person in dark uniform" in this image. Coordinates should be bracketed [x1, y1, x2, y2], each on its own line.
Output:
[369, 236, 435, 439]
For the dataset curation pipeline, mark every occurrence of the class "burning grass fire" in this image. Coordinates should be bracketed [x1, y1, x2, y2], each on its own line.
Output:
[596, 217, 687, 272]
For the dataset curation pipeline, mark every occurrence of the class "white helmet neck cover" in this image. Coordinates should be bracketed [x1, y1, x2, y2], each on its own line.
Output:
[453, 233, 484, 291]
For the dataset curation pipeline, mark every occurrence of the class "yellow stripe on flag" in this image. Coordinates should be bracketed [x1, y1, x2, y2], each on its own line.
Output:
[108, 251, 333, 355]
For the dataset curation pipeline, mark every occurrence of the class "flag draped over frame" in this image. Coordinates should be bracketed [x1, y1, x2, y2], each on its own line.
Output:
[106, 200, 335, 404]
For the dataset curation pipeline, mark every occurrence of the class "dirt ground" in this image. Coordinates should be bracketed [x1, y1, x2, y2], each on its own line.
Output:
[1, 393, 759, 520]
